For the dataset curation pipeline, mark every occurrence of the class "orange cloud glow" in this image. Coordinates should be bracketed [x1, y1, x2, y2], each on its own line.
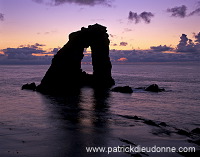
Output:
[117, 57, 128, 61]
[32, 53, 54, 56]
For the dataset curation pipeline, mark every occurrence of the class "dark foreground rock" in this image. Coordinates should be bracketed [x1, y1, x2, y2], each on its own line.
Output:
[191, 128, 200, 134]
[22, 82, 36, 91]
[36, 24, 115, 94]
[145, 84, 165, 92]
[111, 86, 133, 93]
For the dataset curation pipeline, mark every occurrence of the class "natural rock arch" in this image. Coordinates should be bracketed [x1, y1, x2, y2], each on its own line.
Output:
[36, 24, 115, 94]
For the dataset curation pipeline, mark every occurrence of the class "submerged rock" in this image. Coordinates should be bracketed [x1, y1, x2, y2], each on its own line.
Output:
[145, 84, 165, 92]
[22, 82, 36, 91]
[111, 86, 133, 93]
[159, 122, 168, 127]
[143, 120, 160, 127]
[176, 129, 190, 136]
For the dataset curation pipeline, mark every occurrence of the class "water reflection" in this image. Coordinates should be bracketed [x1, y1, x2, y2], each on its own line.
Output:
[92, 89, 110, 127]
[39, 87, 111, 157]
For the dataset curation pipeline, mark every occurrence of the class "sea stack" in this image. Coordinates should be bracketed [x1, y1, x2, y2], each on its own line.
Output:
[36, 24, 115, 94]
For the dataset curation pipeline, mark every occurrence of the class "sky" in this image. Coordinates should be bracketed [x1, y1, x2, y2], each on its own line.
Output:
[0, 0, 200, 64]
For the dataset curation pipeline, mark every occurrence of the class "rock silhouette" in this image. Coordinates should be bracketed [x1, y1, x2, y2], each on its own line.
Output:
[22, 82, 36, 91]
[145, 84, 165, 92]
[36, 24, 115, 94]
[111, 86, 133, 93]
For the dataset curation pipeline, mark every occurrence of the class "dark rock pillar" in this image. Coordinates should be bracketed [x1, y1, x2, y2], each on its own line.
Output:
[89, 24, 115, 87]
[36, 24, 114, 94]
[37, 30, 88, 93]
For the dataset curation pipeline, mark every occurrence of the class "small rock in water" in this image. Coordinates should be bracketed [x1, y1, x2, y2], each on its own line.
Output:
[144, 120, 159, 127]
[159, 122, 167, 127]
[176, 129, 190, 136]
[191, 128, 200, 134]
[111, 86, 133, 93]
[21, 82, 36, 91]
[145, 84, 165, 92]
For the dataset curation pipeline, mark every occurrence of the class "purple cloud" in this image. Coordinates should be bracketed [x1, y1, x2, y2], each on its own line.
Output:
[189, 1, 200, 16]
[0, 44, 56, 64]
[194, 32, 200, 44]
[140, 12, 154, 23]
[109, 48, 200, 62]
[19, 43, 46, 49]
[3, 47, 45, 58]
[32, 0, 43, 3]
[124, 28, 132, 32]
[32, 0, 112, 6]
[176, 34, 200, 52]
[120, 42, 128, 46]
[188, 8, 200, 16]
[0, 13, 4, 21]
[167, 5, 187, 18]
[167, 3, 200, 18]
[150, 45, 173, 52]
[128, 12, 140, 24]
[111, 43, 117, 46]
[128, 11, 154, 24]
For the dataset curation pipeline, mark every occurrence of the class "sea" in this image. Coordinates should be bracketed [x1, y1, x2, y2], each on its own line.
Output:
[0, 62, 200, 157]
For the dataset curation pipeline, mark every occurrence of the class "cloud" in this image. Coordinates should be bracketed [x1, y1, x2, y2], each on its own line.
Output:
[189, 1, 200, 16]
[32, 0, 43, 3]
[0, 43, 54, 64]
[124, 28, 132, 32]
[188, 8, 200, 16]
[167, 3, 200, 18]
[176, 33, 200, 52]
[120, 42, 128, 46]
[111, 43, 117, 46]
[32, 0, 112, 6]
[0, 13, 5, 21]
[117, 57, 128, 62]
[3, 47, 45, 59]
[51, 48, 59, 53]
[109, 34, 116, 38]
[1, 32, 200, 64]
[140, 12, 154, 23]
[167, 5, 187, 18]
[128, 12, 140, 24]
[128, 11, 154, 24]
[109, 48, 200, 63]
[150, 45, 173, 52]
[19, 43, 46, 49]
[194, 32, 200, 43]
[109, 32, 200, 63]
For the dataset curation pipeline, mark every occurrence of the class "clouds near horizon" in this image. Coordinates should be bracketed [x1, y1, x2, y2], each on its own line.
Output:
[150, 45, 173, 52]
[0, 43, 55, 64]
[194, 32, 200, 43]
[120, 42, 128, 46]
[1, 31, 200, 64]
[176, 33, 200, 53]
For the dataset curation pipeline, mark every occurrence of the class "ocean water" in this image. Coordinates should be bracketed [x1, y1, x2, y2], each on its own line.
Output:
[0, 62, 200, 157]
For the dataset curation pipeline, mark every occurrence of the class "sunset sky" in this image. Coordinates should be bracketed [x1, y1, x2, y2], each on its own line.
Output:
[0, 0, 200, 63]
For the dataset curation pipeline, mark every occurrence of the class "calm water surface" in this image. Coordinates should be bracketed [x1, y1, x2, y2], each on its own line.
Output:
[0, 62, 199, 157]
